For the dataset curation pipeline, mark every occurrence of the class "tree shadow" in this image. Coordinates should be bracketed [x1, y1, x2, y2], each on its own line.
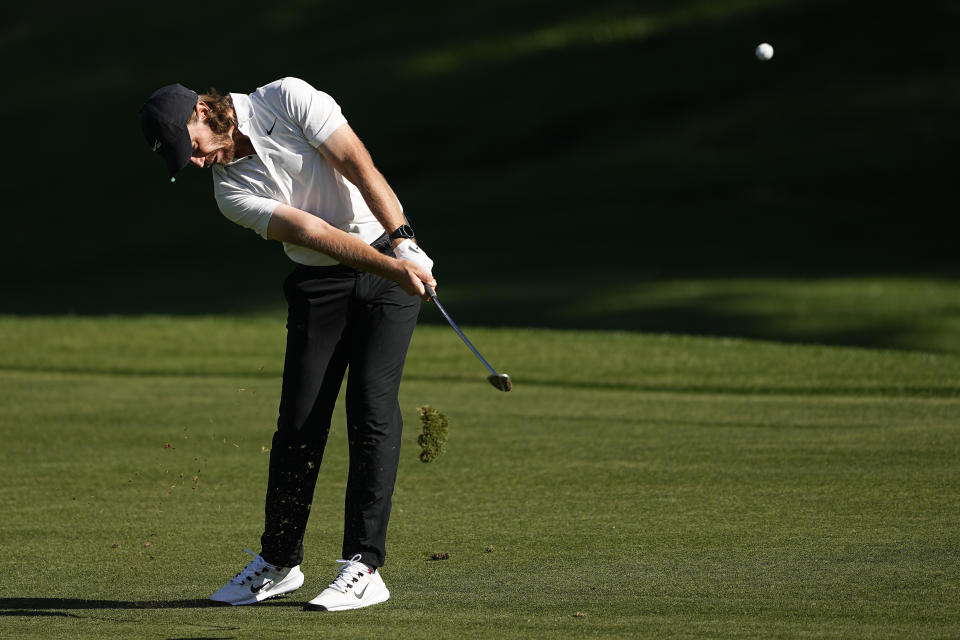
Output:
[3, 0, 959, 320]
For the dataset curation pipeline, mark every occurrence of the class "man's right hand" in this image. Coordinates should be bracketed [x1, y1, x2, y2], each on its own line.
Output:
[394, 259, 437, 300]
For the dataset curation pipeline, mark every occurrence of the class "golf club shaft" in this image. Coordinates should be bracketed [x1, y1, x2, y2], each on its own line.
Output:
[425, 285, 499, 376]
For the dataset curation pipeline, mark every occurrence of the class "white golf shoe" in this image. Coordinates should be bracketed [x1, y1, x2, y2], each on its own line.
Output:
[305, 554, 390, 611]
[210, 549, 304, 605]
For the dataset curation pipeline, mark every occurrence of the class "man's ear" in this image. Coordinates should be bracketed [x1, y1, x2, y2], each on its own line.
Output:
[195, 101, 210, 121]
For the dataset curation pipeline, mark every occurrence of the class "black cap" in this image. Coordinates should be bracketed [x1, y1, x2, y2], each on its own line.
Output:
[139, 84, 198, 178]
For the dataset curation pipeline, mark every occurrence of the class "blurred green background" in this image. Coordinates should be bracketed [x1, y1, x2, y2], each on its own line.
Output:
[4, 0, 959, 351]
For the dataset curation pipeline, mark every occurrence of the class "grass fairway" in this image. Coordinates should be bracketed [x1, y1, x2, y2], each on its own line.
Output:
[1, 315, 959, 638]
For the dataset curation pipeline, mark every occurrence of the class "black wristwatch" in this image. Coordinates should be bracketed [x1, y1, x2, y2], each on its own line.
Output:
[388, 224, 415, 241]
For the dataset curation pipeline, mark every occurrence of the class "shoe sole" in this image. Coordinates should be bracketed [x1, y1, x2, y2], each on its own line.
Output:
[210, 570, 305, 606]
[304, 589, 390, 612]
[303, 594, 390, 611]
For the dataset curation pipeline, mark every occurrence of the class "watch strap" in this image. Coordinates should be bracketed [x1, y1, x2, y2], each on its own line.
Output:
[389, 224, 415, 241]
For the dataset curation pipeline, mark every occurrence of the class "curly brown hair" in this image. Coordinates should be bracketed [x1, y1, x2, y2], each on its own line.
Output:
[189, 89, 236, 135]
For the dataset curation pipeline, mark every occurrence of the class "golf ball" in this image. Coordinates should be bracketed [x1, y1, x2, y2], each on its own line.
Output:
[755, 42, 774, 61]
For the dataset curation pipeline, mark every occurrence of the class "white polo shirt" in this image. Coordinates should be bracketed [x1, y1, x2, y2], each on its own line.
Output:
[212, 77, 389, 266]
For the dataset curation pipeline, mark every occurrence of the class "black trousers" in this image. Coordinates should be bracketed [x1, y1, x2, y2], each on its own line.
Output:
[259, 249, 420, 569]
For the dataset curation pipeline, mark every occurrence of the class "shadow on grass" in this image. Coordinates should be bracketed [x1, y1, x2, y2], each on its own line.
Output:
[0, 597, 303, 613]
[0, 599, 253, 637]
[422, 271, 960, 356]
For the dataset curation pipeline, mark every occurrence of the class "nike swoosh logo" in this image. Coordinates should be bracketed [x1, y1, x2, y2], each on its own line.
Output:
[266, 118, 277, 135]
[354, 583, 369, 599]
[251, 579, 274, 593]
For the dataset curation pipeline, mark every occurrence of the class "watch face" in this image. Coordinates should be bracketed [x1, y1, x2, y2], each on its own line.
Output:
[391, 224, 415, 239]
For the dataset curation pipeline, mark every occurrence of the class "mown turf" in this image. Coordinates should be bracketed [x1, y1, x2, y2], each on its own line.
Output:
[1, 316, 958, 638]
[448, 275, 960, 357]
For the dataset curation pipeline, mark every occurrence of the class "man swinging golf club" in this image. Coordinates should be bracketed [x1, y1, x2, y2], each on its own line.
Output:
[139, 77, 436, 611]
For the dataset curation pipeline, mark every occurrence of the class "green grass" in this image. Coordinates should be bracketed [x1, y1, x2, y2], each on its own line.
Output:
[439, 275, 960, 356]
[1, 315, 959, 638]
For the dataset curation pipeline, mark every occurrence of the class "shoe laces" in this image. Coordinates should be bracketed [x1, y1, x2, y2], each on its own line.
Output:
[229, 549, 274, 585]
[328, 554, 370, 593]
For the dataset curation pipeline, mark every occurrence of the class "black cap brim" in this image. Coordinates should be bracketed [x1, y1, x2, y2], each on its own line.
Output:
[139, 84, 198, 179]
[157, 118, 192, 178]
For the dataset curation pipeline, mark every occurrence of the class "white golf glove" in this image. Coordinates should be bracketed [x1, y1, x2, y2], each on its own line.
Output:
[394, 239, 434, 276]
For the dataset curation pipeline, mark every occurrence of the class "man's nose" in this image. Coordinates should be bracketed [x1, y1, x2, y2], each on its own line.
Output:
[189, 156, 205, 168]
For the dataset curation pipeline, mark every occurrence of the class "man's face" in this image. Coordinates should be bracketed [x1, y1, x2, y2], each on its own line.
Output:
[186, 107, 235, 168]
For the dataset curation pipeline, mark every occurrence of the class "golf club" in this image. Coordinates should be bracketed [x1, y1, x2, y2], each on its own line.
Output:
[424, 285, 512, 392]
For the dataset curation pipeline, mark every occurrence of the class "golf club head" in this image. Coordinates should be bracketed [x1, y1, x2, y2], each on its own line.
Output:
[488, 373, 512, 392]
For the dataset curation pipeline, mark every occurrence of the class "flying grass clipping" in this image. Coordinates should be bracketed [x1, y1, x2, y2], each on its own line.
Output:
[417, 405, 448, 463]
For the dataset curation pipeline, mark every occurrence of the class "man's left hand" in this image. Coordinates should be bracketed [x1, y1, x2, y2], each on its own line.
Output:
[394, 239, 435, 276]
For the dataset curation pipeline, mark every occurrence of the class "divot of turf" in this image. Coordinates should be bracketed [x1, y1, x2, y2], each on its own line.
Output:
[417, 405, 448, 462]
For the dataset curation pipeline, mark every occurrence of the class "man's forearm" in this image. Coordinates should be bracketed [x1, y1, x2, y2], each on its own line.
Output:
[267, 203, 398, 279]
[309, 228, 397, 277]
[350, 165, 408, 243]
[316, 125, 409, 242]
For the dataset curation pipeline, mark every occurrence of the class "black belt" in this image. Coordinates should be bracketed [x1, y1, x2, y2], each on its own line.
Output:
[370, 233, 391, 253]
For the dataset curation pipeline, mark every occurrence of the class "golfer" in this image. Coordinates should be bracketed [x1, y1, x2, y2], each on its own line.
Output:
[139, 77, 436, 611]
